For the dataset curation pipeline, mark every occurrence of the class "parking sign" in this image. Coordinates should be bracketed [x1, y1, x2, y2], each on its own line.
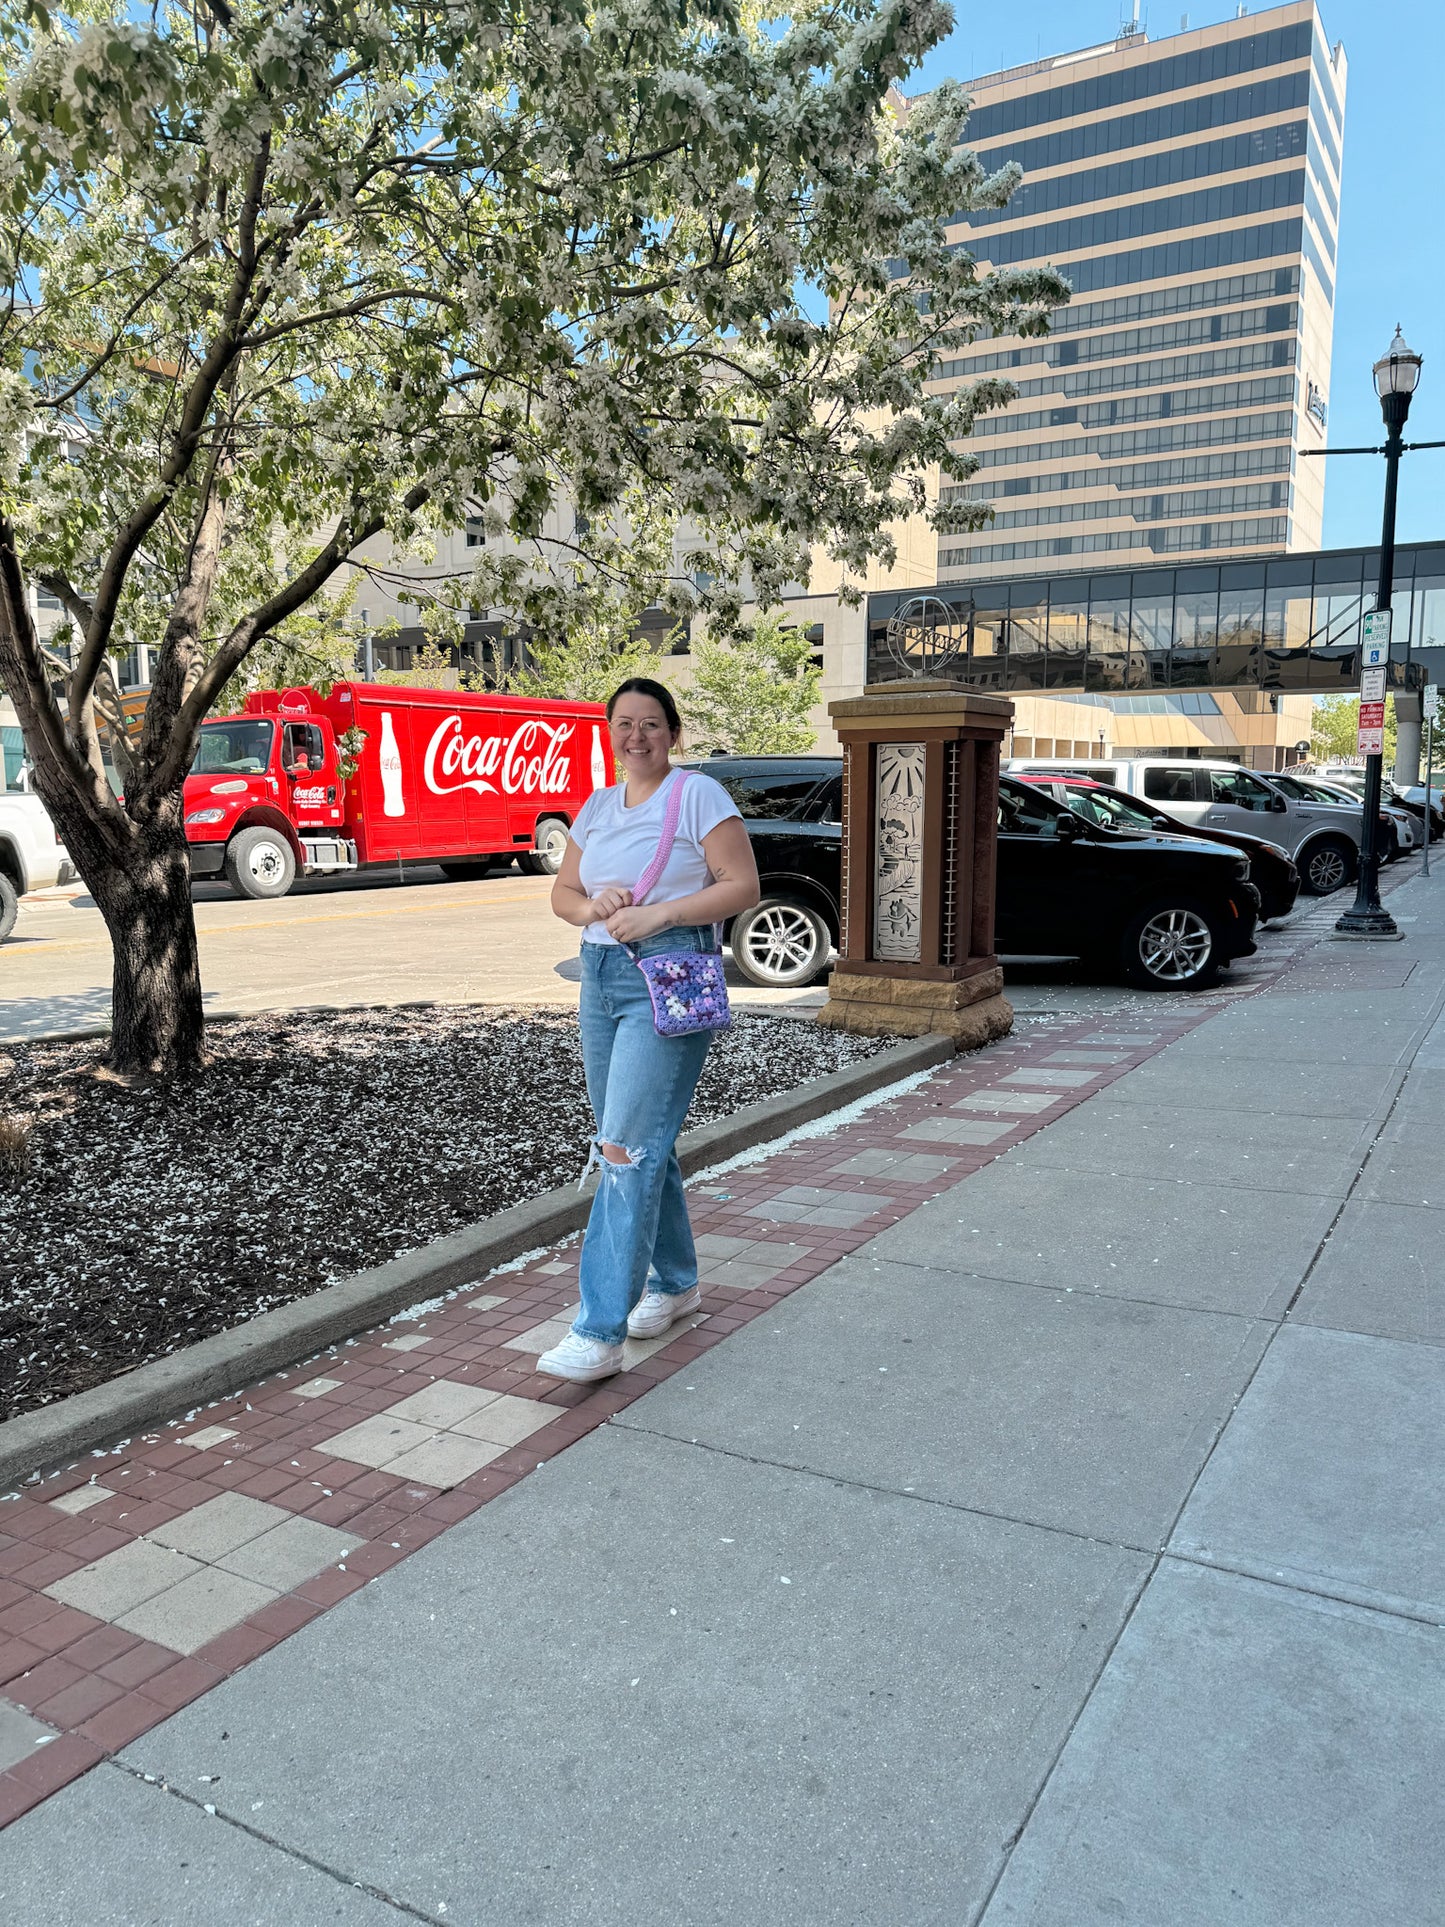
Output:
[1361, 609, 1391, 669]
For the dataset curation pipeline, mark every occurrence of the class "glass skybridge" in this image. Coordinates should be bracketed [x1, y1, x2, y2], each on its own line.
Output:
[867, 541, 1445, 694]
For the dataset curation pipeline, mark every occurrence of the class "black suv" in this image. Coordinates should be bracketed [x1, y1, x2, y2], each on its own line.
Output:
[679, 757, 843, 988]
[685, 755, 1260, 992]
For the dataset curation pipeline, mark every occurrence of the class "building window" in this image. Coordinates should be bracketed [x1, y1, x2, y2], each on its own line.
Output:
[1016, 217, 1307, 299]
[949, 173, 1305, 273]
[960, 123, 1308, 232]
[964, 69, 1311, 181]
[962, 21, 1312, 144]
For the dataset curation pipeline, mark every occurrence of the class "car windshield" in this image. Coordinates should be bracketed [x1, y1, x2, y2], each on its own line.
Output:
[1060, 788, 1155, 833]
[707, 770, 829, 819]
[191, 721, 273, 774]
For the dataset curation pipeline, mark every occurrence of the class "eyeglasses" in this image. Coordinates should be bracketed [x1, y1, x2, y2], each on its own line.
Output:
[609, 717, 670, 736]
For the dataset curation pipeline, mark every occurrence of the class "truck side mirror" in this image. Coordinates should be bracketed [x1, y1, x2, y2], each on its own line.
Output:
[1270, 794, 1287, 813]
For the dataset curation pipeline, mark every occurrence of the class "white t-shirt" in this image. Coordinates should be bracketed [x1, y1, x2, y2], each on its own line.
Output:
[571, 768, 741, 944]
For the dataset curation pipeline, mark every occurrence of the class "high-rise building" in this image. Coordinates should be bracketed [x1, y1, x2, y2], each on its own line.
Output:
[922, 1, 1345, 582]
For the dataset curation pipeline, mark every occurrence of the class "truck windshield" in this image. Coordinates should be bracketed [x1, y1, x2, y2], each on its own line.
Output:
[191, 721, 274, 774]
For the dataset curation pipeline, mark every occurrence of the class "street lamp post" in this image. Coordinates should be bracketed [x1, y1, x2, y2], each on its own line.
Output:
[1336, 328, 1424, 938]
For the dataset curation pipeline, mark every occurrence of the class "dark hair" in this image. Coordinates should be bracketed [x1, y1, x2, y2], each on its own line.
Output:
[606, 678, 682, 736]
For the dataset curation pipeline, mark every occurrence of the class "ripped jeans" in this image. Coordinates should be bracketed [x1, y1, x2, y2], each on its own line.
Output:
[573, 927, 718, 1346]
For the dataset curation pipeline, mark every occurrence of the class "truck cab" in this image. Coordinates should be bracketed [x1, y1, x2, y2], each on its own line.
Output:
[184, 690, 356, 898]
[0, 787, 77, 940]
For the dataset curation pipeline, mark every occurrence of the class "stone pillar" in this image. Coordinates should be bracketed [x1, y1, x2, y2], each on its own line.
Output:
[1394, 688, 1423, 788]
[817, 680, 1014, 1051]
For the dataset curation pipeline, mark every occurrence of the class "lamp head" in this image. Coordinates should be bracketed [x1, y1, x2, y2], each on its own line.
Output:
[1374, 326, 1423, 399]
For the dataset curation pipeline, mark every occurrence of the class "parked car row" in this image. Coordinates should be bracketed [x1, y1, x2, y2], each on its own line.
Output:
[1005, 755, 1387, 897]
[1309, 764, 1445, 840]
[682, 756, 1263, 994]
[1012, 774, 1301, 922]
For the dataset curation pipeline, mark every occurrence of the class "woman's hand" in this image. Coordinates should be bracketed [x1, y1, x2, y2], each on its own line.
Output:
[588, 886, 633, 924]
[604, 902, 668, 943]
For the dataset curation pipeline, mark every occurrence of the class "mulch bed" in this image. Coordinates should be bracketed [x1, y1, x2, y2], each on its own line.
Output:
[0, 1007, 887, 1423]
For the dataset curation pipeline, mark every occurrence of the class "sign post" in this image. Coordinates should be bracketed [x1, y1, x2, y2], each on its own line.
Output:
[1334, 604, 1400, 937]
[1424, 685, 1438, 879]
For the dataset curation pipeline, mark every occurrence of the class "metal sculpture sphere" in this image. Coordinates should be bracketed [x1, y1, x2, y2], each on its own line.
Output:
[884, 594, 967, 679]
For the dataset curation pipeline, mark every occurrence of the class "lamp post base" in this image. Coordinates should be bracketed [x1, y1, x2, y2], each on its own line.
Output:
[1332, 906, 1402, 939]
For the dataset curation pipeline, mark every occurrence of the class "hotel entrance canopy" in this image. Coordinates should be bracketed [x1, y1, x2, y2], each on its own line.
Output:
[867, 542, 1445, 694]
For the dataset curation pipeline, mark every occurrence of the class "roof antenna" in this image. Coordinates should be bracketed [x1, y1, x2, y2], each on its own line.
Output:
[1121, 0, 1143, 36]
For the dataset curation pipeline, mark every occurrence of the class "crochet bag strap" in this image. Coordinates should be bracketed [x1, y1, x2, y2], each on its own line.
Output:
[630, 770, 692, 906]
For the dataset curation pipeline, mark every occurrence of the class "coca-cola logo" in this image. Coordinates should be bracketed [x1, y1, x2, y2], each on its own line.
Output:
[423, 715, 576, 798]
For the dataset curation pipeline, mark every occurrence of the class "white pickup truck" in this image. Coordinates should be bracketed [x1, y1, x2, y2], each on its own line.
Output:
[0, 789, 76, 939]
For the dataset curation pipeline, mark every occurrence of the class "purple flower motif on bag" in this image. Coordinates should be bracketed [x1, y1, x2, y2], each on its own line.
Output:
[632, 951, 732, 1036]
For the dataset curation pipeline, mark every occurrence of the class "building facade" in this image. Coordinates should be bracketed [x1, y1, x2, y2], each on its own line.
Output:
[922, 2, 1345, 583]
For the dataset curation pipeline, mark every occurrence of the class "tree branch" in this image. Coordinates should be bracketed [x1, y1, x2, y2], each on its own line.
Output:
[0, 519, 119, 825]
[68, 131, 272, 721]
[150, 482, 432, 793]
[237, 286, 454, 350]
[32, 239, 214, 410]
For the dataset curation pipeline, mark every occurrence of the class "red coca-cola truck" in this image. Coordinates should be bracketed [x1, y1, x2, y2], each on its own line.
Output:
[184, 682, 612, 898]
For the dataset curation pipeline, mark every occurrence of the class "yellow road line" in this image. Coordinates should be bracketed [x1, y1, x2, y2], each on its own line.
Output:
[11, 887, 556, 954]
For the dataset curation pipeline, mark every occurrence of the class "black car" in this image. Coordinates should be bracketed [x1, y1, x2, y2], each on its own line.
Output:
[1016, 773, 1301, 922]
[685, 756, 1260, 991]
[679, 757, 843, 988]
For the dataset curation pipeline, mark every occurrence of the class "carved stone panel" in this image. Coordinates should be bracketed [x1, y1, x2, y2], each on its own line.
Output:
[873, 741, 925, 961]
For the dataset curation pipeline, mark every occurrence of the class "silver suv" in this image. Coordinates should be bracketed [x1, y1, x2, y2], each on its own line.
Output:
[1006, 756, 1362, 896]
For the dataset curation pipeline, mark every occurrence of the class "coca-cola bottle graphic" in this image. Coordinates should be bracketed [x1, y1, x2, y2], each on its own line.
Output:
[379, 712, 406, 817]
[589, 724, 608, 791]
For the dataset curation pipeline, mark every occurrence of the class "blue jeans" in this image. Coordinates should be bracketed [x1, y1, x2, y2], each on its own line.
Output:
[574, 927, 717, 1345]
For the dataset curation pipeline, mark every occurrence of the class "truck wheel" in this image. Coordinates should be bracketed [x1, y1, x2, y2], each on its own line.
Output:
[730, 899, 832, 988]
[0, 873, 17, 942]
[520, 818, 570, 876]
[224, 827, 296, 900]
[1118, 899, 1221, 991]
[1300, 835, 1355, 896]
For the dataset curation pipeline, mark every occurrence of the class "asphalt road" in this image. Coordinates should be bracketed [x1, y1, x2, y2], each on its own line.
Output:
[1, 861, 828, 1041]
[6, 852, 1370, 1045]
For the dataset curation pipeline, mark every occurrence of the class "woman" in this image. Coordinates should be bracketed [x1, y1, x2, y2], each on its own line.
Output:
[541, 678, 760, 1383]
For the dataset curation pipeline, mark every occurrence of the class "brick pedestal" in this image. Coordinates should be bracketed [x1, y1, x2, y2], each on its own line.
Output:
[816, 680, 1013, 1051]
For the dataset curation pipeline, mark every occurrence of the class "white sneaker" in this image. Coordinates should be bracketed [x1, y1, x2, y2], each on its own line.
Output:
[537, 1330, 625, 1382]
[627, 1284, 702, 1340]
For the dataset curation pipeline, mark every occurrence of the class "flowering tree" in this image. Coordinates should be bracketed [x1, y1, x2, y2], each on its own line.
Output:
[0, 0, 1067, 1071]
[686, 611, 821, 753]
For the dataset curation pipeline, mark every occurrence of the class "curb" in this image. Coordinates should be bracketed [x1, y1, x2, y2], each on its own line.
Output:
[0, 1032, 954, 1491]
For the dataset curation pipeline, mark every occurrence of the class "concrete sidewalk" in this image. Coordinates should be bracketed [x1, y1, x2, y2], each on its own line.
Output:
[4, 881, 1443, 1925]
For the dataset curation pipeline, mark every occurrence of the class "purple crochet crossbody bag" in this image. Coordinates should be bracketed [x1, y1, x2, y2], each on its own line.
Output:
[624, 772, 732, 1038]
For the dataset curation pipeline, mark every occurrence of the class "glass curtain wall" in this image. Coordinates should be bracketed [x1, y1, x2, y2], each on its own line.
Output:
[865, 543, 1445, 692]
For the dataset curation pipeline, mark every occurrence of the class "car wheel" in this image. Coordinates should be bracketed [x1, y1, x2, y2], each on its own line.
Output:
[520, 817, 570, 876]
[730, 899, 832, 988]
[1119, 899, 1221, 991]
[0, 873, 17, 942]
[1300, 835, 1355, 896]
[224, 826, 296, 900]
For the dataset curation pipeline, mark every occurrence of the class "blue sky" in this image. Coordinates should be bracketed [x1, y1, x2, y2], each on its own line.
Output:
[908, 0, 1445, 550]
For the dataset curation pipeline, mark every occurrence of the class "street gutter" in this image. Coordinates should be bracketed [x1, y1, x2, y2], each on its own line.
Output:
[0, 1031, 954, 1491]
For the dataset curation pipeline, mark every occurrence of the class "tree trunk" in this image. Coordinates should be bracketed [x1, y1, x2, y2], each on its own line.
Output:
[0, 522, 208, 1075]
[85, 802, 206, 1076]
